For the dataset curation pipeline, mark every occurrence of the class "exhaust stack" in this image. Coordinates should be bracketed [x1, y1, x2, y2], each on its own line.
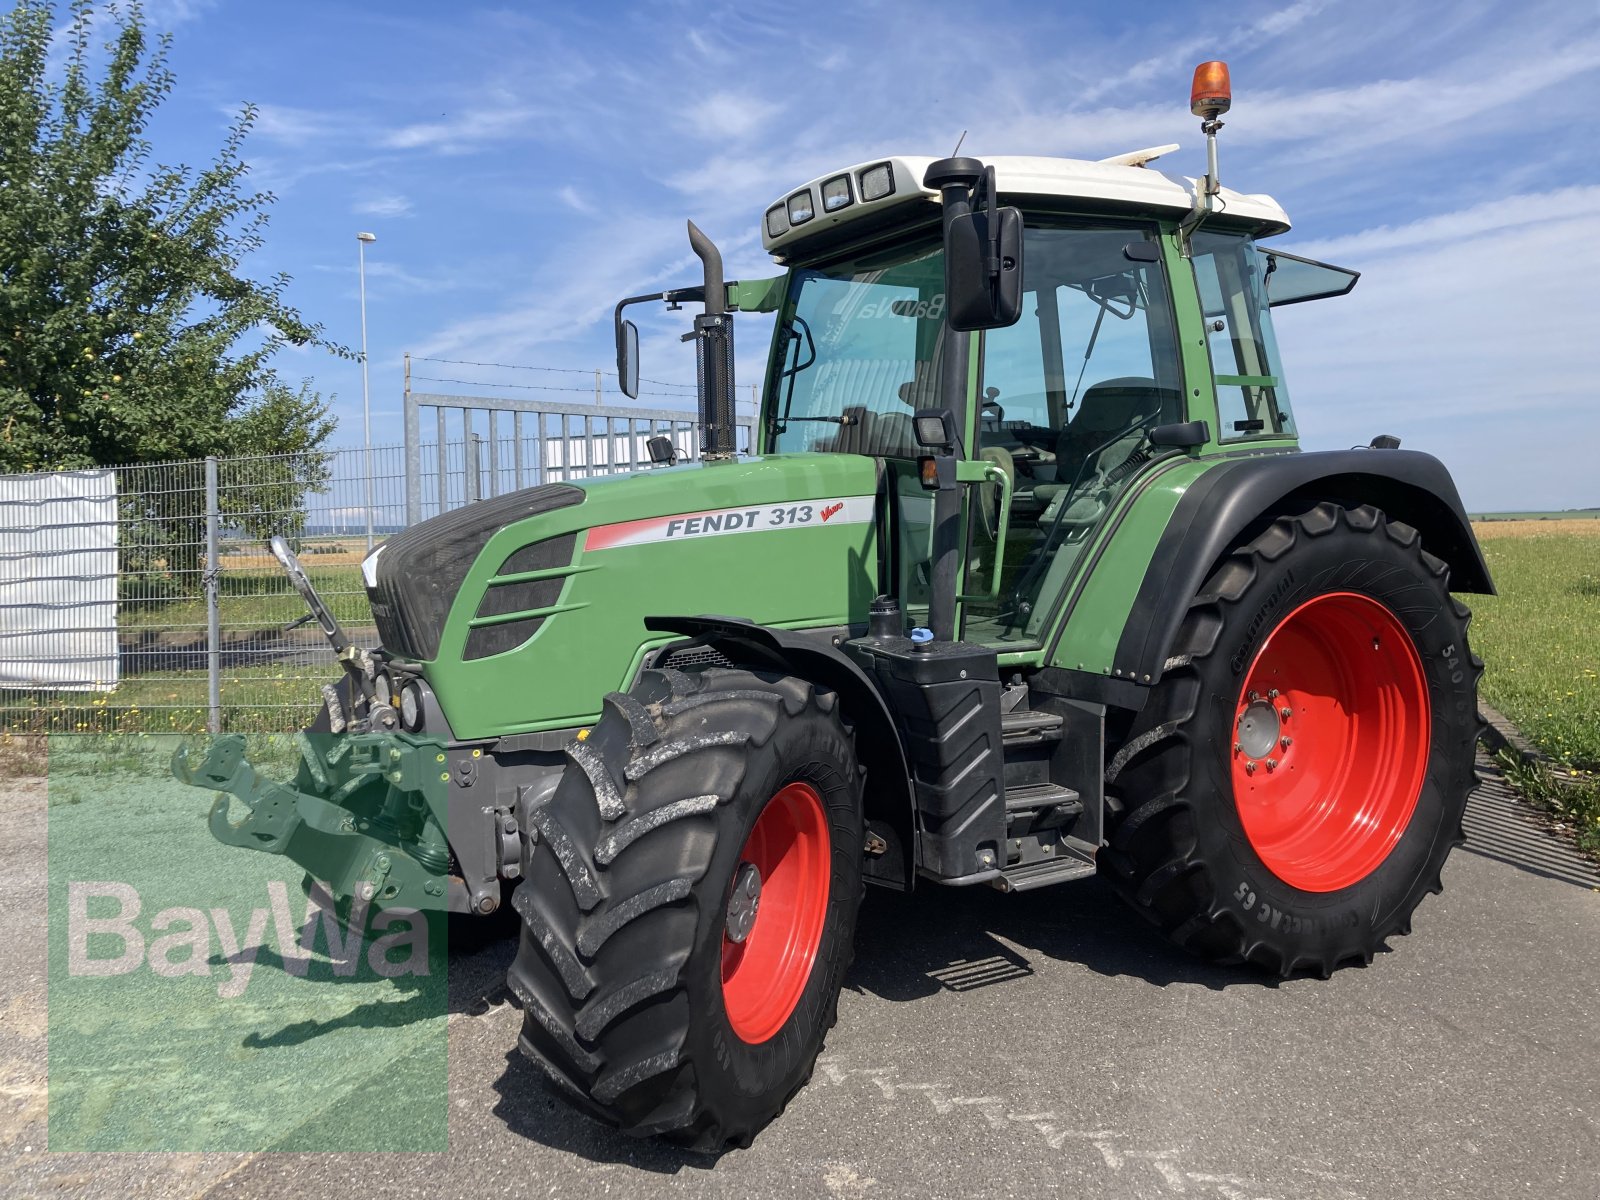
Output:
[687, 221, 737, 461]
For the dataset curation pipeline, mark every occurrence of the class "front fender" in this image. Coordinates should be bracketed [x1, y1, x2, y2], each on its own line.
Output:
[644, 615, 917, 890]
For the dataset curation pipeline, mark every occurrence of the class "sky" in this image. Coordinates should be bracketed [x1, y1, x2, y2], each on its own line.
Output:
[70, 0, 1600, 510]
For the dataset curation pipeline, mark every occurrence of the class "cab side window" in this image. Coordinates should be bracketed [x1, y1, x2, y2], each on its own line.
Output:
[1190, 231, 1295, 440]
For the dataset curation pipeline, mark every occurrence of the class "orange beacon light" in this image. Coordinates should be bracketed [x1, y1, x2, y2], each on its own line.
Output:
[1191, 60, 1232, 118]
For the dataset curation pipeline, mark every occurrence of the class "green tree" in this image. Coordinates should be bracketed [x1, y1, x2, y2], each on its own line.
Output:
[0, 0, 345, 473]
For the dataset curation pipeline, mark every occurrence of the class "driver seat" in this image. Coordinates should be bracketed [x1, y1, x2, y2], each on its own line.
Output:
[1055, 377, 1169, 484]
[1031, 377, 1172, 520]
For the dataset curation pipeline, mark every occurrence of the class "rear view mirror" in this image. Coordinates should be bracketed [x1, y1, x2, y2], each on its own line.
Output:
[944, 205, 1023, 331]
[616, 319, 640, 399]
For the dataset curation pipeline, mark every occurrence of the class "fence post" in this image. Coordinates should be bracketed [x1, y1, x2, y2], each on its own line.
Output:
[466, 432, 483, 503]
[204, 456, 222, 734]
[403, 354, 421, 527]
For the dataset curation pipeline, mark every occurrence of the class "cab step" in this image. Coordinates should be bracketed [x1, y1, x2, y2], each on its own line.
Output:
[1003, 781, 1081, 814]
[1000, 709, 1064, 746]
[992, 854, 1098, 893]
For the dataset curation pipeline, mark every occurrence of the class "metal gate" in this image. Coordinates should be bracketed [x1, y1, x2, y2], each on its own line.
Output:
[402, 389, 755, 525]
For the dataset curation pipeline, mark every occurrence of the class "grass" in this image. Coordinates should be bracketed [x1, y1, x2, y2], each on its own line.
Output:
[1469, 519, 1600, 853]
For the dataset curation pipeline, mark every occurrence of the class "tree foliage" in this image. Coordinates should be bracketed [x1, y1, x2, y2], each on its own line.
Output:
[0, 0, 344, 472]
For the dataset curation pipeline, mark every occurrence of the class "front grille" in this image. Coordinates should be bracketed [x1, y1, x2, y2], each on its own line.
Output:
[463, 532, 577, 661]
[368, 484, 583, 660]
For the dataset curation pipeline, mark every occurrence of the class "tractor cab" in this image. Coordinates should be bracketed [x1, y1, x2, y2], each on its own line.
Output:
[747, 153, 1359, 647]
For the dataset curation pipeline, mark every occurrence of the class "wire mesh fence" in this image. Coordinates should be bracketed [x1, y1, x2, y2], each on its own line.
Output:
[0, 447, 405, 735]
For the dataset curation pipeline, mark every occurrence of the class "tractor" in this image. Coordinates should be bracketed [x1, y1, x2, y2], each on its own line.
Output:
[174, 63, 1489, 1150]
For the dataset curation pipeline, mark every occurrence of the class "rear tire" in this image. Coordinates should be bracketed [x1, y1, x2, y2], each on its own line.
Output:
[1102, 502, 1482, 976]
[507, 667, 863, 1150]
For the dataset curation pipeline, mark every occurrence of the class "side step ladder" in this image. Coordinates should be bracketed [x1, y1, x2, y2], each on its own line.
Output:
[993, 708, 1099, 892]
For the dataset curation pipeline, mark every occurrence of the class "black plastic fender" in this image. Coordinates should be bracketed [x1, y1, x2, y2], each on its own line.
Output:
[643, 615, 916, 890]
[1103, 448, 1494, 689]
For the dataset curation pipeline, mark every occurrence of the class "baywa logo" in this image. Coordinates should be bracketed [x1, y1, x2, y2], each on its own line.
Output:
[66, 879, 432, 998]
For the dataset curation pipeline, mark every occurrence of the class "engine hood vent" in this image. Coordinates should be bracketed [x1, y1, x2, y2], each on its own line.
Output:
[367, 483, 584, 661]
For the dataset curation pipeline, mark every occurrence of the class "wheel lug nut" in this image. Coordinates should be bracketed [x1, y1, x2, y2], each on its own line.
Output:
[1234, 742, 1243, 753]
[1266, 758, 1278, 771]
[1280, 707, 1293, 721]
[1280, 736, 1292, 750]
[1248, 691, 1261, 702]
[1267, 689, 1280, 699]
[1245, 760, 1257, 775]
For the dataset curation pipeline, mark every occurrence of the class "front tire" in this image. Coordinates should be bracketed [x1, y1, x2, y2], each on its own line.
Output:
[507, 667, 863, 1150]
[1103, 502, 1482, 976]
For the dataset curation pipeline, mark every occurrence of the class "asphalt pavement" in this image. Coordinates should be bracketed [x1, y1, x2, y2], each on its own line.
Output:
[5, 755, 1598, 1200]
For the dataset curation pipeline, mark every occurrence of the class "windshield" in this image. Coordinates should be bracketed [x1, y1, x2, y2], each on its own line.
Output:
[765, 237, 948, 457]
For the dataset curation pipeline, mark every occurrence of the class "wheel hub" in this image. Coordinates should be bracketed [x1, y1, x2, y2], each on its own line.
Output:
[1236, 698, 1282, 761]
[725, 861, 762, 944]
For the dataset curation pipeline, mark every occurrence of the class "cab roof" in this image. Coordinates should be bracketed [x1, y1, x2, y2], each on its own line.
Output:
[760, 153, 1291, 259]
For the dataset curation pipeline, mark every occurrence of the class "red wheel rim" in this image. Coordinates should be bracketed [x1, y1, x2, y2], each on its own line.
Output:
[1231, 592, 1430, 892]
[720, 781, 831, 1044]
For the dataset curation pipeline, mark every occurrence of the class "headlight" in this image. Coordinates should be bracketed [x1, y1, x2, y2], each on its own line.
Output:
[360, 544, 384, 589]
[399, 682, 423, 731]
[373, 671, 393, 707]
[786, 190, 814, 225]
[821, 174, 853, 212]
[859, 162, 895, 201]
[765, 204, 788, 238]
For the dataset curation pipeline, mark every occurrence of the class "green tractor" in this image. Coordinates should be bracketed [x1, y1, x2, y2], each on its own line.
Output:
[175, 64, 1489, 1149]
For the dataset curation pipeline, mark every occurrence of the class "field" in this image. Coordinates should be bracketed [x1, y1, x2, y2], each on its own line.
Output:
[1468, 519, 1600, 851]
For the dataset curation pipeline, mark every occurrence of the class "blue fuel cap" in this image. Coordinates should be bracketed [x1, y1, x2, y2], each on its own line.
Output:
[909, 626, 934, 647]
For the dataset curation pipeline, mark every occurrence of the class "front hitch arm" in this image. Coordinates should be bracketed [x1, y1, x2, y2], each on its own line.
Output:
[172, 733, 303, 853]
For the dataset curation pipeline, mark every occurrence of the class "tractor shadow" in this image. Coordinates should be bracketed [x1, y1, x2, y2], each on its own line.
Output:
[847, 872, 1285, 1001]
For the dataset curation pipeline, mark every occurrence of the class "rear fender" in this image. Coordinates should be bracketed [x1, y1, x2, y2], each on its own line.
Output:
[643, 616, 916, 890]
[1108, 448, 1493, 688]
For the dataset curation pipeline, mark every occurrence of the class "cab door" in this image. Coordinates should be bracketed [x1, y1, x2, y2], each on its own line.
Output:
[960, 220, 1185, 648]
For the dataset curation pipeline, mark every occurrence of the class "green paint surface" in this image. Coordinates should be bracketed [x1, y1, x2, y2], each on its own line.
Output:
[428, 453, 880, 736]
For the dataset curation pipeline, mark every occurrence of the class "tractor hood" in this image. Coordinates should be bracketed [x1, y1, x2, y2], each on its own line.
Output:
[365, 453, 882, 739]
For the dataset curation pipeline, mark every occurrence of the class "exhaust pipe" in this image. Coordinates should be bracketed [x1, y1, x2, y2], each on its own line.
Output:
[687, 220, 736, 460]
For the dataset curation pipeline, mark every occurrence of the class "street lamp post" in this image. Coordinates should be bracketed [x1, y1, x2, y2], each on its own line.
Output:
[357, 231, 376, 552]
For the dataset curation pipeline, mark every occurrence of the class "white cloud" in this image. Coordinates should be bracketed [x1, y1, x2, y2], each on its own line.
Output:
[248, 103, 336, 146]
[1282, 185, 1600, 260]
[685, 92, 781, 141]
[557, 185, 593, 215]
[353, 194, 414, 218]
[382, 106, 536, 153]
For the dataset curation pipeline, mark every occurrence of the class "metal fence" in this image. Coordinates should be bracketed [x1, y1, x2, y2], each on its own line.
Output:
[0, 447, 403, 735]
[0, 396, 751, 734]
[404, 391, 754, 523]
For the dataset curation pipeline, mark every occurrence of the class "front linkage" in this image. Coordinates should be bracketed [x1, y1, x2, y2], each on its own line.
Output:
[170, 538, 453, 914]
[173, 729, 451, 912]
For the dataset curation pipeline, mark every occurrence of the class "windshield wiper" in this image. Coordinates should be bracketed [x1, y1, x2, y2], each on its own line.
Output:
[770, 315, 817, 436]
